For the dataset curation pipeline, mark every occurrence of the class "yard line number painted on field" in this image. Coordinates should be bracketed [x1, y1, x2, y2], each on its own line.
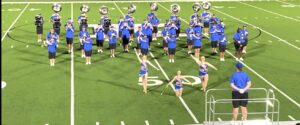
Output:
[138, 75, 201, 86]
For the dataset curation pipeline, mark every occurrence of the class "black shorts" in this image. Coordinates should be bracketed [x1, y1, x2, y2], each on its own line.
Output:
[136, 43, 141, 49]
[109, 43, 116, 49]
[163, 39, 168, 48]
[48, 52, 56, 59]
[176, 28, 180, 37]
[54, 28, 60, 35]
[204, 22, 209, 28]
[36, 26, 43, 34]
[85, 50, 92, 57]
[219, 44, 226, 52]
[234, 42, 244, 51]
[129, 29, 134, 35]
[187, 39, 193, 46]
[211, 41, 218, 48]
[232, 91, 248, 108]
[118, 31, 122, 38]
[122, 36, 129, 45]
[147, 35, 153, 43]
[153, 26, 158, 33]
[96, 40, 104, 47]
[168, 48, 176, 55]
[66, 38, 73, 44]
[141, 48, 148, 55]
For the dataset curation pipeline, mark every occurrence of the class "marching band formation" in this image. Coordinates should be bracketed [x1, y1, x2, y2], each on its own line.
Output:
[40, 2, 249, 94]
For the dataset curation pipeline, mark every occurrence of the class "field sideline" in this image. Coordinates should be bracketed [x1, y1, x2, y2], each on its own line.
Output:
[2, 0, 300, 125]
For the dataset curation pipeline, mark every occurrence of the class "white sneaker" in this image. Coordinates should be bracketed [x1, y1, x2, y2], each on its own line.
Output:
[129, 42, 132, 46]
[240, 58, 244, 61]
[110, 55, 113, 58]
[169, 59, 172, 63]
[172, 59, 175, 63]
[86, 62, 88, 65]
[242, 50, 246, 54]
[235, 58, 239, 61]
[83, 55, 86, 58]
[157, 42, 160, 45]
[100, 49, 103, 53]
[89, 62, 91, 65]
[113, 55, 115, 58]
[81, 55, 84, 58]
[97, 49, 101, 53]
[222, 58, 225, 61]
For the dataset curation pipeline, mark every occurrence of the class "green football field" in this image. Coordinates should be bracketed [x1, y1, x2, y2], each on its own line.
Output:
[1, 0, 300, 125]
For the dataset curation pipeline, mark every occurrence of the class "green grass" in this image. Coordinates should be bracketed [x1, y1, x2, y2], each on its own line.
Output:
[2, 1, 300, 125]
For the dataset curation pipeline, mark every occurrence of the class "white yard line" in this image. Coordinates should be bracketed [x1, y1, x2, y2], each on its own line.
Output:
[1, 3, 30, 42]
[212, 8, 300, 51]
[239, 1, 300, 23]
[275, 0, 296, 5]
[145, 120, 150, 125]
[70, 2, 75, 125]
[169, 119, 175, 125]
[114, 2, 199, 124]
[288, 115, 296, 121]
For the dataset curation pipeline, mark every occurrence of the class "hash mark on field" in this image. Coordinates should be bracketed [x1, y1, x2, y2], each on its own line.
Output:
[169, 119, 175, 125]
[296, 40, 300, 42]
[268, 40, 273, 43]
[121, 121, 125, 125]
[255, 40, 259, 43]
[145, 120, 149, 125]
[288, 115, 296, 121]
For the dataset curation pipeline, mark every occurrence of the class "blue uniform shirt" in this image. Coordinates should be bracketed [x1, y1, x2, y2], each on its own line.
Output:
[168, 27, 177, 36]
[47, 32, 58, 41]
[48, 41, 57, 53]
[186, 27, 192, 40]
[219, 35, 227, 45]
[142, 26, 153, 36]
[122, 26, 130, 39]
[233, 32, 240, 42]
[83, 38, 93, 51]
[107, 30, 117, 44]
[95, 28, 104, 40]
[210, 28, 220, 42]
[201, 12, 210, 22]
[150, 17, 160, 26]
[135, 31, 142, 44]
[66, 27, 74, 38]
[230, 71, 251, 92]
[167, 36, 177, 49]
[118, 21, 124, 32]
[78, 31, 89, 39]
[192, 32, 202, 47]
[140, 36, 149, 49]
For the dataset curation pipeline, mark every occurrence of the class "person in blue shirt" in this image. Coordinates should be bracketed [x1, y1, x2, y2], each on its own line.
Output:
[230, 63, 251, 123]
[65, 21, 74, 54]
[142, 20, 153, 49]
[118, 17, 124, 45]
[140, 34, 149, 56]
[46, 28, 58, 47]
[201, 10, 211, 37]
[167, 70, 191, 97]
[161, 26, 168, 55]
[186, 25, 193, 54]
[191, 23, 203, 59]
[95, 24, 105, 53]
[125, 14, 135, 43]
[46, 28, 58, 66]
[233, 27, 246, 61]
[78, 26, 90, 58]
[209, 14, 219, 25]
[51, 13, 61, 38]
[210, 24, 220, 55]
[83, 36, 93, 65]
[121, 22, 130, 52]
[219, 33, 227, 61]
[241, 25, 249, 54]
[191, 55, 217, 92]
[139, 56, 159, 94]
[135, 26, 143, 56]
[166, 34, 177, 63]
[170, 15, 181, 39]
[77, 13, 88, 31]
[107, 26, 118, 58]
[150, 16, 160, 41]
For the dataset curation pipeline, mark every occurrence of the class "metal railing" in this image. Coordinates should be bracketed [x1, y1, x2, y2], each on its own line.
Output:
[205, 88, 280, 125]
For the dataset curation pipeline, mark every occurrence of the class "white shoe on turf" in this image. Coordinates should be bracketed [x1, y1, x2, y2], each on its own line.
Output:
[169, 59, 172, 63]
[240, 58, 244, 61]
[97, 49, 101, 53]
[86, 62, 88, 65]
[172, 59, 175, 63]
[235, 58, 239, 61]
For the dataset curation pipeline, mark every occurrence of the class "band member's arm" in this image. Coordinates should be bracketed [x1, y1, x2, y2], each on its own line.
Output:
[191, 55, 202, 65]
[168, 76, 176, 86]
[182, 77, 192, 84]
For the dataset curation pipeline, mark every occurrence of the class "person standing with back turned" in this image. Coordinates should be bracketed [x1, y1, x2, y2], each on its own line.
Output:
[230, 62, 252, 125]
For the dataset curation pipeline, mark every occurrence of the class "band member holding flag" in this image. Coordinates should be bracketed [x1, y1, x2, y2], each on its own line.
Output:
[191, 55, 217, 92]
[138, 55, 159, 94]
